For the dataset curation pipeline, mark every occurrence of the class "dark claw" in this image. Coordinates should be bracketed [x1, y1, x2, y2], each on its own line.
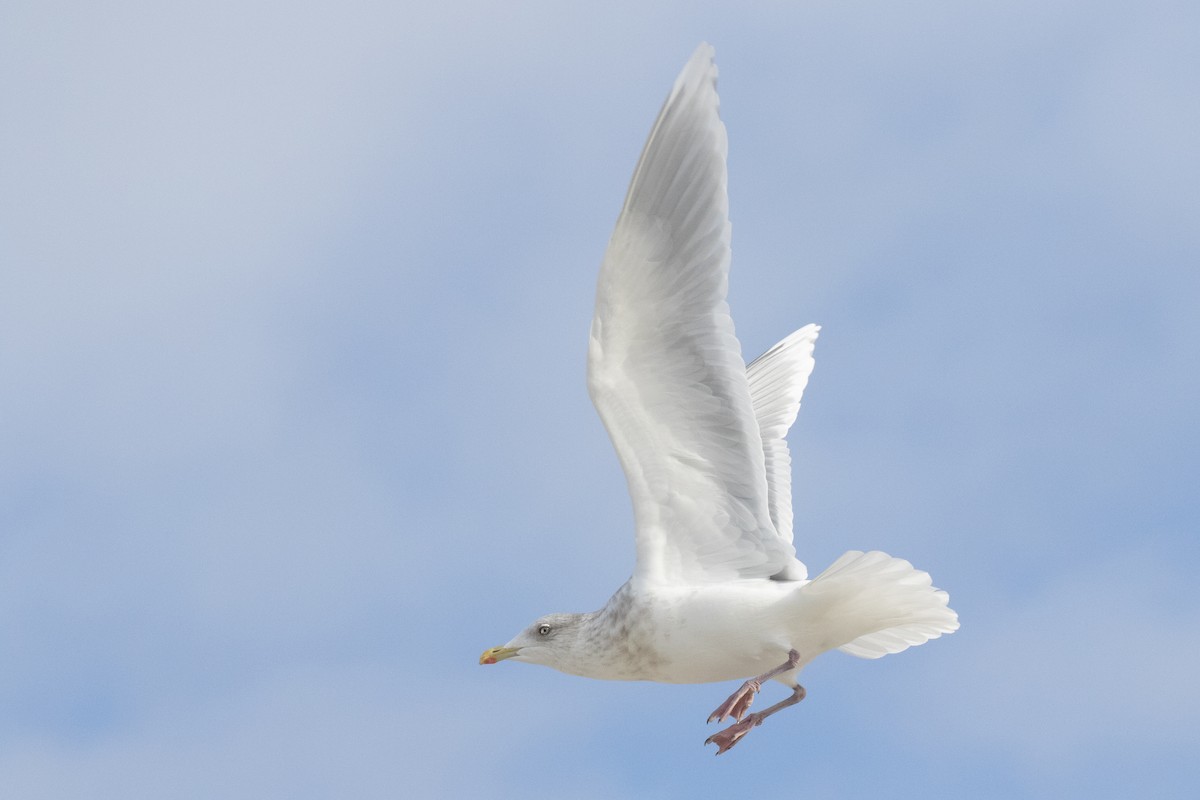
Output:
[707, 679, 760, 723]
[705, 715, 760, 755]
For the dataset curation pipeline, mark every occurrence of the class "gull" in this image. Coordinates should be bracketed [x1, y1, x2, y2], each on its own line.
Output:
[480, 43, 958, 754]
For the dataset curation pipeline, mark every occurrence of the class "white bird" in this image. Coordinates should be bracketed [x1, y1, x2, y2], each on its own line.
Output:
[480, 43, 958, 754]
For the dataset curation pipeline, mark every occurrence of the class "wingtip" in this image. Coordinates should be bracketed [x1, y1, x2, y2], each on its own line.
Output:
[785, 323, 821, 344]
[680, 42, 718, 85]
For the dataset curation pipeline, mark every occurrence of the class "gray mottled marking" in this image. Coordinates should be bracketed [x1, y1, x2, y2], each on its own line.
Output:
[579, 582, 665, 680]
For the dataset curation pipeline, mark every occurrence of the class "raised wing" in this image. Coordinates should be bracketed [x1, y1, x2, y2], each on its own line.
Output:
[587, 44, 796, 585]
[746, 324, 820, 579]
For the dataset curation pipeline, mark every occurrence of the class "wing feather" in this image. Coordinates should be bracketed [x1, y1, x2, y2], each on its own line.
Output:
[745, 324, 820, 579]
[587, 44, 795, 585]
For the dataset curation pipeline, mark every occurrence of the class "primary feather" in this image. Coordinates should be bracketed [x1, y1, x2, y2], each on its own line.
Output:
[587, 43, 795, 585]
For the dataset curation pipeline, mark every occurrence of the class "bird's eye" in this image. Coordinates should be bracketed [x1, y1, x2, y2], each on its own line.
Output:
[537, 624, 551, 636]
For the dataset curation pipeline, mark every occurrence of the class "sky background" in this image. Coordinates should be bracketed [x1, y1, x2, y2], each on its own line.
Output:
[2, 1, 1198, 797]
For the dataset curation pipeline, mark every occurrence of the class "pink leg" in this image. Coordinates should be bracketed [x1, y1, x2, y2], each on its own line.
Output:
[705, 683, 807, 755]
[707, 649, 801, 724]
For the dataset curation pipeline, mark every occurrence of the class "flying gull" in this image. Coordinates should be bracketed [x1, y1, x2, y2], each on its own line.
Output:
[480, 43, 959, 755]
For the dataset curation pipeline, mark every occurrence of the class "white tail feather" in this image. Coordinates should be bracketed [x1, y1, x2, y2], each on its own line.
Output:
[799, 550, 959, 660]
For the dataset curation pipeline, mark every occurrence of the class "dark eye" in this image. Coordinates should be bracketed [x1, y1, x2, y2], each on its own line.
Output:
[537, 624, 551, 636]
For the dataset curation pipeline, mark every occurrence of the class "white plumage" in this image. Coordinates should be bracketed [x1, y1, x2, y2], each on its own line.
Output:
[481, 43, 958, 754]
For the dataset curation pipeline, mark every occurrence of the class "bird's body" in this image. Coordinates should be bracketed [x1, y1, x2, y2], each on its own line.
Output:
[481, 43, 958, 753]
[534, 579, 801, 684]
[505, 550, 955, 687]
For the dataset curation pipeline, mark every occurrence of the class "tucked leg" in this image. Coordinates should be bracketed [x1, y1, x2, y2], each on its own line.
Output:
[705, 683, 807, 755]
[707, 649, 801, 724]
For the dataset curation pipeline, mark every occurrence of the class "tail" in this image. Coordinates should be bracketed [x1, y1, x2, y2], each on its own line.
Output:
[799, 550, 959, 659]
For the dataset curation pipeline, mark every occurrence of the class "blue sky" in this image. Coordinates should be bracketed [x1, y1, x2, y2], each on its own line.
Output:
[2, 1, 1198, 797]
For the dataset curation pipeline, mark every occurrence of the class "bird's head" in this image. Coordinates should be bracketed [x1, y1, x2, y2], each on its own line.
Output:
[479, 612, 587, 672]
